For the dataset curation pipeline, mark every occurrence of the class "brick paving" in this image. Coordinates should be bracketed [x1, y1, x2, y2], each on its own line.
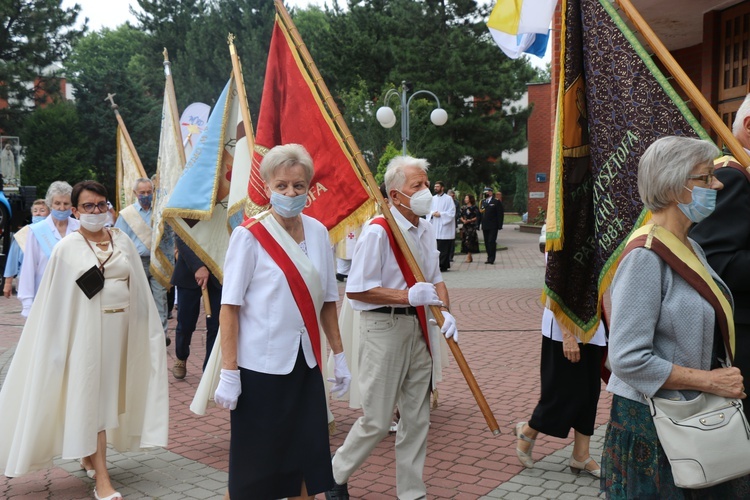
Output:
[0, 224, 608, 498]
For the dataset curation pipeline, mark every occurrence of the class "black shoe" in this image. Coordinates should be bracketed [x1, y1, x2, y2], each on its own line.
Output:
[325, 482, 349, 500]
[485, 261, 494, 265]
[165, 336, 171, 347]
[167, 312, 173, 320]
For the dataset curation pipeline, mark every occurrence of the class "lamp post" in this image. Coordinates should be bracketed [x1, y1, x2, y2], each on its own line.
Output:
[376, 81, 448, 155]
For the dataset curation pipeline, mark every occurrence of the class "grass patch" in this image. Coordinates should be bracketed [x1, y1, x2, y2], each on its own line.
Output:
[504, 213, 523, 224]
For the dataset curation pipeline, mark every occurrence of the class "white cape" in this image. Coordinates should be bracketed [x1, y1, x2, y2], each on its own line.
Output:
[0, 229, 169, 477]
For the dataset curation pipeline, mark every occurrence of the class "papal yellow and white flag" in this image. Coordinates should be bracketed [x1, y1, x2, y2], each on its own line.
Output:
[150, 51, 186, 288]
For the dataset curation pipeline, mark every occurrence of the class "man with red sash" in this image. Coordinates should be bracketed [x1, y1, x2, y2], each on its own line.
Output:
[691, 93, 750, 420]
[327, 156, 459, 500]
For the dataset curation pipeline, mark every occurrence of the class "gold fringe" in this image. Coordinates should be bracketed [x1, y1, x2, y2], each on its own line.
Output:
[327, 200, 376, 246]
[328, 420, 336, 435]
[431, 389, 439, 410]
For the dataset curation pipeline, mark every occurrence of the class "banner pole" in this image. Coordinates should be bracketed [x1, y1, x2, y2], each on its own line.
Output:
[274, 0, 500, 435]
[616, 0, 750, 168]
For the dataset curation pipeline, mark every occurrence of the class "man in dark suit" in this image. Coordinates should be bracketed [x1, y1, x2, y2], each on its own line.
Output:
[480, 186, 504, 264]
[171, 236, 222, 379]
[691, 94, 750, 419]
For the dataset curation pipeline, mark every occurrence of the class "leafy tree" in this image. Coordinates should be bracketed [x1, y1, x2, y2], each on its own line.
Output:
[0, 0, 85, 134]
[295, 0, 535, 188]
[19, 101, 93, 194]
[375, 142, 401, 185]
[66, 26, 162, 192]
[513, 166, 528, 214]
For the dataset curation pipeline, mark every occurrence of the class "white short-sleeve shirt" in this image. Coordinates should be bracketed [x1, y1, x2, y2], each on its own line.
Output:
[222, 215, 338, 375]
[541, 307, 607, 346]
[346, 207, 442, 311]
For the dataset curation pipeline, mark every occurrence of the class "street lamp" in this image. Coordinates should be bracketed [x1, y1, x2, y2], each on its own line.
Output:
[376, 81, 448, 154]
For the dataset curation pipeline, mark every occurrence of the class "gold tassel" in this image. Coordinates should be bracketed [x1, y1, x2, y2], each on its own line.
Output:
[431, 389, 439, 410]
[328, 420, 337, 435]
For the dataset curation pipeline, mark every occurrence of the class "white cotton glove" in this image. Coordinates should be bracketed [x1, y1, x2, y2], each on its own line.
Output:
[327, 352, 352, 398]
[430, 310, 458, 343]
[408, 282, 444, 307]
[214, 369, 242, 410]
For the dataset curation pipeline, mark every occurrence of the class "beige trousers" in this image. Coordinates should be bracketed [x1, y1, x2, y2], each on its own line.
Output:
[332, 311, 432, 499]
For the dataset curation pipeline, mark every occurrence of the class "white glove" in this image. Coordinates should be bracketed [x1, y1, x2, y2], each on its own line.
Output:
[21, 306, 30, 318]
[408, 282, 444, 307]
[327, 352, 352, 398]
[430, 310, 458, 343]
[214, 369, 242, 410]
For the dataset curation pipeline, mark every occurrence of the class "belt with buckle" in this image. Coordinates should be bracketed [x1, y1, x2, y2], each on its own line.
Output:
[370, 306, 418, 316]
[103, 308, 125, 314]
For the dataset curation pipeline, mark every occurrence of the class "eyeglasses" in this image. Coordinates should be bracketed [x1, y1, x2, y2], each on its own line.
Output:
[687, 173, 714, 185]
[79, 202, 109, 213]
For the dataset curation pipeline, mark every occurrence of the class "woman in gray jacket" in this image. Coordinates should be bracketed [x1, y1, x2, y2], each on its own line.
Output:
[602, 136, 749, 498]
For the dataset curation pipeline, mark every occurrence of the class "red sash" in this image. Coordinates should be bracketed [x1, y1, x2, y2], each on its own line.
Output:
[243, 218, 323, 369]
[370, 217, 431, 352]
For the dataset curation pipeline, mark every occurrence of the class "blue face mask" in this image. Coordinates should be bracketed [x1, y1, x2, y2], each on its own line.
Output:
[50, 209, 71, 221]
[270, 191, 307, 218]
[678, 185, 717, 223]
[138, 194, 153, 209]
[31, 215, 45, 224]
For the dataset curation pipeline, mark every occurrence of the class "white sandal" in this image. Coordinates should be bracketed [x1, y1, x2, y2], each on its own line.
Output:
[94, 488, 123, 500]
[79, 458, 96, 479]
[514, 422, 535, 468]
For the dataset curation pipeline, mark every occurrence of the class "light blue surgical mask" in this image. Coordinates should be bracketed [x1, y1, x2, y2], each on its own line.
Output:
[138, 194, 153, 209]
[678, 185, 717, 223]
[50, 209, 71, 221]
[270, 191, 307, 218]
[31, 215, 45, 224]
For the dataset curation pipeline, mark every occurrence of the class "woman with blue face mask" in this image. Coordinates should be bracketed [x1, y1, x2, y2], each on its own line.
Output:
[2, 199, 49, 298]
[17, 181, 80, 317]
[207, 143, 350, 500]
[602, 136, 750, 497]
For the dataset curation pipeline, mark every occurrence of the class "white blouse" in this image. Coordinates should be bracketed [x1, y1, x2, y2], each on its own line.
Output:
[221, 215, 338, 375]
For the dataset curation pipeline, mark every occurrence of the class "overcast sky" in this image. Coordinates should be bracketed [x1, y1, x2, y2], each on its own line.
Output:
[61, 0, 328, 31]
[60, 0, 549, 67]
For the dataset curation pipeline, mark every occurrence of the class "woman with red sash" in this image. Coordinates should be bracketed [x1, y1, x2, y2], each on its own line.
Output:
[213, 144, 351, 500]
[602, 136, 750, 498]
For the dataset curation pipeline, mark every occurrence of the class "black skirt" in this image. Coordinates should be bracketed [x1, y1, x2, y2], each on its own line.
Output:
[529, 335, 603, 438]
[228, 348, 334, 499]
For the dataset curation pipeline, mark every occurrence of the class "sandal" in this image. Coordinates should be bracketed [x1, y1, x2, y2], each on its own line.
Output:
[94, 488, 123, 500]
[80, 458, 96, 479]
[514, 421, 535, 468]
[569, 455, 601, 478]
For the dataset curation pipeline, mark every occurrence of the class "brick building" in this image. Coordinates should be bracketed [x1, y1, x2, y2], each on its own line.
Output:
[525, 0, 750, 218]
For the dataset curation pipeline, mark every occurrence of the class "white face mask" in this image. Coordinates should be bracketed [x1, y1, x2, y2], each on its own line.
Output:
[398, 188, 432, 216]
[79, 213, 109, 232]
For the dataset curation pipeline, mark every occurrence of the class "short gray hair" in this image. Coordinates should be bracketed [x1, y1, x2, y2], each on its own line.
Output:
[638, 136, 719, 212]
[384, 156, 430, 194]
[133, 178, 153, 192]
[259, 144, 314, 183]
[45, 180, 73, 207]
[733, 94, 750, 136]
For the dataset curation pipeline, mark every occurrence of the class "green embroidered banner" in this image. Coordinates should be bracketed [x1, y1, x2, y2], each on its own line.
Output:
[543, 0, 710, 342]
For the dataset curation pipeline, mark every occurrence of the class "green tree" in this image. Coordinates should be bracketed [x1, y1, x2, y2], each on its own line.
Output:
[0, 0, 85, 133]
[66, 26, 162, 191]
[295, 0, 535, 189]
[375, 142, 402, 185]
[19, 101, 93, 194]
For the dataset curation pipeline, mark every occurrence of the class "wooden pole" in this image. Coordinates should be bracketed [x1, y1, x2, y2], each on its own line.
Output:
[274, 0, 500, 435]
[104, 93, 148, 179]
[616, 0, 750, 169]
[163, 48, 187, 168]
[228, 34, 257, 164]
